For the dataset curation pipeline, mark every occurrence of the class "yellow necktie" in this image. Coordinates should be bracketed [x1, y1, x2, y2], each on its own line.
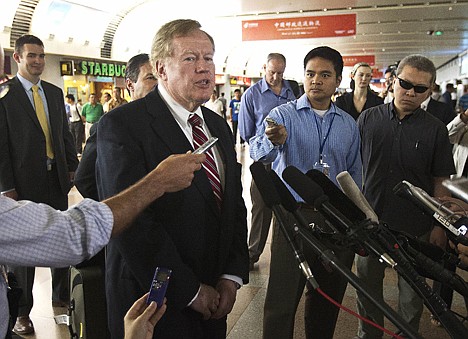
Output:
[32, 85, 54, 159]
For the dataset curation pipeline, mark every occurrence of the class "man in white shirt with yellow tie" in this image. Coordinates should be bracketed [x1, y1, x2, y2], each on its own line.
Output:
[0, 34, 78, 335]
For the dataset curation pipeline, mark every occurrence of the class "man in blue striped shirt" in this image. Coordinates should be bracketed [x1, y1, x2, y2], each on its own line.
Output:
[249, 46, 362, 339]
[239, 53, 296, 271]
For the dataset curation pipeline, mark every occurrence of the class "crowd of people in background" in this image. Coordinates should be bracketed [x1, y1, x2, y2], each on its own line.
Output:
[2, 17, 468, 339]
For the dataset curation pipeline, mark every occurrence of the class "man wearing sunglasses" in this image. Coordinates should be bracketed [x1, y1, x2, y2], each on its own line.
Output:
[354, 55, 455, 339]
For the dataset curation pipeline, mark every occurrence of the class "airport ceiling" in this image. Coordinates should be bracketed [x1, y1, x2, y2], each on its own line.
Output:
[1, 0, 467, 80]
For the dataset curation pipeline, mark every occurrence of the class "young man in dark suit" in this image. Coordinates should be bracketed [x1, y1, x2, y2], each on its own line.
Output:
[0, 34, 78, 334]
[95, 19, 249, 338]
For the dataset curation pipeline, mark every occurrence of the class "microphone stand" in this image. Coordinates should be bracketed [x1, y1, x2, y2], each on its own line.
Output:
[367, 223, 468, 339]
[289, 217, 423, 339]
[270, 204, 319, 289]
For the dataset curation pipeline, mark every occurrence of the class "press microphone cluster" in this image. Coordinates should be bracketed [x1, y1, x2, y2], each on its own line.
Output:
[282, 166, 396, 268]
[393, 181, 468, 246]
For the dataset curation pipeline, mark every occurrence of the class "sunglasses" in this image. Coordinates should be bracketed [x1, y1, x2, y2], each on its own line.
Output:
[397, 77, 429, 94]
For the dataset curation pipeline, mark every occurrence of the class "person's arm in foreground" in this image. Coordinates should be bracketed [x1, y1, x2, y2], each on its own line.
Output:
[124, 293, 167, 339]
[104, 153, 204, 236]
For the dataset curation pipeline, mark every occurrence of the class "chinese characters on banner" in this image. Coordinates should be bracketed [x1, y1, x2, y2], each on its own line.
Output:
[242, 14, 356, 41]
[343, 55, 376, 67]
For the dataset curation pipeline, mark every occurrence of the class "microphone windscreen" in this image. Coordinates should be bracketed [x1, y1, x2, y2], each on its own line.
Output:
[307, 169, 366, 223]
[282, 166, 324, 205]
[250, 162, 280, 208]
[337, 171, 379, 223]
[268, 170, 299, 213]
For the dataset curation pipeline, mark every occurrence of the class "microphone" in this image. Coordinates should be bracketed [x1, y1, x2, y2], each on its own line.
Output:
[283, 166, 396, 267]
[393, 181, 468, 246]
[306, 169, 366, 224]
[249, 162, 318, 288]
[336, 171, 378, 223]
[337, 171, 465, 269]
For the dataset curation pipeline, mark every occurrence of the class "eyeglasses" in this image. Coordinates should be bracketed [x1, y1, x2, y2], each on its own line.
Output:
[397, 77, 429, 94]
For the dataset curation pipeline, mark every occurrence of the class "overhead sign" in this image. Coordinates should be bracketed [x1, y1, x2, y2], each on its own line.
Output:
[343, 55, 375, 67]
[78, 61, 126, 77]
[242, 14, 356, 41]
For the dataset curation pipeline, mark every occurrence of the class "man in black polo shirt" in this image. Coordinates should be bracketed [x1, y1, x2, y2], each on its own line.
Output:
[355, 55, 455, 339]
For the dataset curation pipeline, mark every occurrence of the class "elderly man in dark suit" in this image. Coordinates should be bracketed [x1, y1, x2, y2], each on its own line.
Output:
[0, 34, 78, 334]
[95, 19, 249, 339]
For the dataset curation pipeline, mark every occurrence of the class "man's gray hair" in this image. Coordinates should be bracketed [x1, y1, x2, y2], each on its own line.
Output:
[396, 55, 436, 84]
[151, 19, 215, 67]
[266, 53, 286, 66]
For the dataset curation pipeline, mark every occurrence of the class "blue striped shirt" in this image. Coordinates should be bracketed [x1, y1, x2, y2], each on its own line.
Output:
[0, 196, 113, 338]
[249, 95, 362, 201]
[239, 78, 296, 142]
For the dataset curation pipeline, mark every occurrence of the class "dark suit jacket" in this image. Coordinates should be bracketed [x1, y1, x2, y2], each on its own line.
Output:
[74, 122, 99, 200]
[335, 91, 384, 120]
[95, 87, 249, 338]
[426, 98, 455, 125]
[0, 77, 78, 202]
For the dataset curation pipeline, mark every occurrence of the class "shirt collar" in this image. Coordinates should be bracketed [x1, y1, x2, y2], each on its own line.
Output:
[16, 73, 42, 92]
[158, 84, 204, 129]
[297, 94, 341, 117]
[420, 96, 431, 110]
[260, 78, 293, 97]
[389, 100, 422, 121]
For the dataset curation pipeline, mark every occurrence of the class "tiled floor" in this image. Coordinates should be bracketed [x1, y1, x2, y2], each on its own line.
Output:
[15, 144, 468, 338]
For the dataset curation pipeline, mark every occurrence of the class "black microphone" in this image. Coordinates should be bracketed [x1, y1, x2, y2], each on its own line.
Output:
[267, 169, 327, 237]
[283, 166, 396, 267]
[249, 162, 318, 288]
[337, 171, 465, 271]
[393, 181, 468, 246]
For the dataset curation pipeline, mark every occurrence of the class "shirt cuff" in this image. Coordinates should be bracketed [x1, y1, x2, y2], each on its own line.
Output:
[187, 285, 201, 307]
[220, 274, 243, 289]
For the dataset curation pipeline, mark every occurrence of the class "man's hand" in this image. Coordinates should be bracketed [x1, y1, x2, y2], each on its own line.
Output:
[460, 108, 468, 124]
[265, 124, 287, 145]
[2, 189, 18, 200]
[124, 293, 166, 339]
[190, 284, 220, 320]
[455, 243, 468, 267]
[211, 279, 238, 319]
[438, 196, 468, 214]
[154, 153, 205, 193]
[430, 226, 448, 249]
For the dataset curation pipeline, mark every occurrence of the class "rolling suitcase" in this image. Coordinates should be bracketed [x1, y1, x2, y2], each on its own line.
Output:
[68, 252, 109, 339]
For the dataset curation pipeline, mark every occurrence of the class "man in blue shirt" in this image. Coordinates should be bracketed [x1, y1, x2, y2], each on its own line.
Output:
[250, 46, 361, 339]
[239, 53, 296, 270]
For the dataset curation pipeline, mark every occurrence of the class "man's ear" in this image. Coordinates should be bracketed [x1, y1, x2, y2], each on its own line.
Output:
[13, 52, 21, 64]
[154, 61, 167, 81]
[126, 78, 133, 93]
[336, 75, 342, 87]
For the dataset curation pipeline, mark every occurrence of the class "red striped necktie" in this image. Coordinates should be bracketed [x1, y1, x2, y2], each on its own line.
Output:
[188, 114, 223, 208]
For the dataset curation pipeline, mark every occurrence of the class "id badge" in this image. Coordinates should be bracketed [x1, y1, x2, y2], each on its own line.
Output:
[313, 158, 330, 178]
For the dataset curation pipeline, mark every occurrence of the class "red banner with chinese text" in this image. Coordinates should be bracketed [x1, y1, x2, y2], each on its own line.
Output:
[242, 14, 356, 41]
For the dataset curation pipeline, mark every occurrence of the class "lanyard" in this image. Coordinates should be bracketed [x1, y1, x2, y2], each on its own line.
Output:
[313, 105, 336, 164]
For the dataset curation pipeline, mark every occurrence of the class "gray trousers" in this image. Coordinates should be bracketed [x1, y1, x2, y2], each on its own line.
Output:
[248, 176, 273, 263]
[263, 207, 355, 339]
[355, 232, 430, 339]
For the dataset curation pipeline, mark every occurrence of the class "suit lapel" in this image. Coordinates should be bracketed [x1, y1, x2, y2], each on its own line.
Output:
[10, 77, 43, 131]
